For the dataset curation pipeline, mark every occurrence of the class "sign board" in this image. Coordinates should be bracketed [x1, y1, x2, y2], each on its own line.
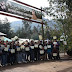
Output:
[39, 35, 42, 40]
[63, 41, 67, 45]
[53, 36, 57, 39]
[0, 0, 42, 22]
[0, 36, 4, 40]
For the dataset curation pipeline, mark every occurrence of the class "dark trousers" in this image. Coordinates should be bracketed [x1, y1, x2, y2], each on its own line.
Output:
[44, 51, 47, 60]
[30, 50, 34, 61]
[7, 53, 10, 64]
[39, 54, 45, 60]
[48, 53, 52, 59]
[34, 49, 39, 61]
[25, 51, 30, 61]
[57, 51, 60, 59]
[56, 49, 60, 59]
[0, 55, 1, 60]
[10, 53, 15, 64]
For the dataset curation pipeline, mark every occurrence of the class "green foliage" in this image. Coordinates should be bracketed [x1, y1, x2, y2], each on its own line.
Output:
[0, 18, 14, 38]
[46, 0, 72, 51]
[15, 20, 32, 39]
[15, 21, 40, 40]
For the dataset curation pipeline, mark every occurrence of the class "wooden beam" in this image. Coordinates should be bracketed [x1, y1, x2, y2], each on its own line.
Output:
[0, 12, 43, 24]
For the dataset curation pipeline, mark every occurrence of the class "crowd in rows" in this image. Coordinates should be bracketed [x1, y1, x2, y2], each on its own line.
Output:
[0, 39, 60, 67]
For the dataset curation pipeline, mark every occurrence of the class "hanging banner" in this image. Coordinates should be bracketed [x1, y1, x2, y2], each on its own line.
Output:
[53, 36, 57, 40]
[0, 0, 42, 22]
[39, 35, 42, 40]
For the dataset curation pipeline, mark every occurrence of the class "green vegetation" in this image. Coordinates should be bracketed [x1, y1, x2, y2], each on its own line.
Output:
[44, 0, 72, 54]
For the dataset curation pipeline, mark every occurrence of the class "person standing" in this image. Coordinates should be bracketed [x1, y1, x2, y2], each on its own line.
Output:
[0, 41, 2, 66]
[20, 42, 25, 63]
[39, 41, 45, 60]
[44, 41, 48, 60]
[53, 39, 60, 60]
[34, 41, 39, 61]
[16, 42, 22, 63]
[47, 41, 53, 60]
[1, 41, 8, 66]
[30, 40, 35, 62]
[9, 42, 16, 65]
[24, 42, 30, 62]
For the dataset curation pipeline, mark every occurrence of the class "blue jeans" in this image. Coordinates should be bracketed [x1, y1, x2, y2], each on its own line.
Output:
[1, 54, 7, 66]
[16, 52, 22, 63]
[21, 52, 25, 62]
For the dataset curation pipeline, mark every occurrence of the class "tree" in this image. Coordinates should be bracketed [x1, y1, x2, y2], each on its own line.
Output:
[31, 26, 39, 40]
[16, 20, 32, 39]
[44, 0, 72, 53]
[0, 18, 14, 38]
[44, 0, 72, 37]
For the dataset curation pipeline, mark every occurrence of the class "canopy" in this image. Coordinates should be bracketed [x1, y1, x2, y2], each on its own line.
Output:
[0, 32, 6, 36]
[4, 37, 12, 42]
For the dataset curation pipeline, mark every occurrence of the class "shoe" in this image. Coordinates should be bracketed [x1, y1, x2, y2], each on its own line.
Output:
[2, 65, 5, 67]
[18, 62, 22, 64]
[24, 61, 27, 63]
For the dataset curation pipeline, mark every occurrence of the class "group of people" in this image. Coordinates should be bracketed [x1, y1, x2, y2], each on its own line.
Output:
[0, 39, 60, 67]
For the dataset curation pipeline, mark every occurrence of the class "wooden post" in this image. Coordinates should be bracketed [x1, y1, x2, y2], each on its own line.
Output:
[41, 7, 44, 44]
[42, 22, 44, 44]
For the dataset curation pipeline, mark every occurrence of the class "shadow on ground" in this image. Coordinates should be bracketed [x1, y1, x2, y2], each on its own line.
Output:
[0, 54, 72, 72]
[0, 59, 72, 71]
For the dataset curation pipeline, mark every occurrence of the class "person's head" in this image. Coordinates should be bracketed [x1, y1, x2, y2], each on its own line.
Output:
[34, 40, 38, 44]
[7, 42, 10, 45]
[54, 39, 57, 42]
[31, 40, 33, 43]
[45, 41, 47, 43]
[6, 40, 8, 44]
[21, 42, 24, 45]
[50, 40, 53, 44]
[26, 40, 28, 42]
[25, 41, 28, 45]
[1, 40, 4, 44]
[35, 42, 37, 44]
[12, 41, 15, 44]
[44, 41, 47, 44]
[48, 40, 51, 44]
[40, 41, 42, 44]
[10, 42, 13, 45]
[5, 44, 7, 47]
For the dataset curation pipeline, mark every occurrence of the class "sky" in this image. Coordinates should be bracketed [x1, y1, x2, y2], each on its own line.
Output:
[0, 0, 49, 22]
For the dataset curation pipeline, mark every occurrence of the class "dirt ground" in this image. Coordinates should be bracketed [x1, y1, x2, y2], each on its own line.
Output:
[0, 53, 72, 72]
